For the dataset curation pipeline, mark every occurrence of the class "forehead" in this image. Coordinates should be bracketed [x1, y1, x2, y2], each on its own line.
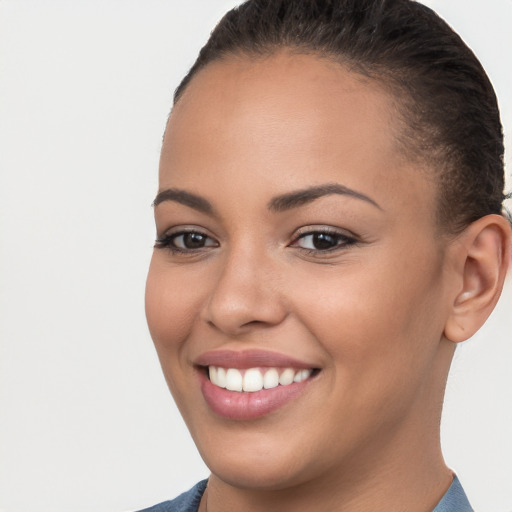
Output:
[166, 52, 397, 167]
[161, 52, 436, 225]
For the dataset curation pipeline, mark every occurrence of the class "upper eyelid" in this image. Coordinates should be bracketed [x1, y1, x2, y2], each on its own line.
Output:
[292, 225, 358, 239]
[157, 225, 216, 238]
[158, 229, 215, 240]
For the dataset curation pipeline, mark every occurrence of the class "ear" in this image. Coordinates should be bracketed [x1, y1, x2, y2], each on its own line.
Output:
[444, 214, 511, 343]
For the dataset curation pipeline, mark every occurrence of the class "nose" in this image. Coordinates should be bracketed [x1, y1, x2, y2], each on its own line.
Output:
[201, 244, 288, 336]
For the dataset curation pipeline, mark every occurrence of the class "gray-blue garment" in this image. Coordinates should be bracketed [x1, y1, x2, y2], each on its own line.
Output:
[137, 475, 473, 512]
[433, 476, 474, 512]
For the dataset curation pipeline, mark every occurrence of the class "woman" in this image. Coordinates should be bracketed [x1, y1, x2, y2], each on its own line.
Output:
[143, 0, 511, 510]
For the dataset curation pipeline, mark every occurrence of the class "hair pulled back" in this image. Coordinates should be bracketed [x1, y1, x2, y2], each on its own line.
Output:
[174, 0, 508, 234]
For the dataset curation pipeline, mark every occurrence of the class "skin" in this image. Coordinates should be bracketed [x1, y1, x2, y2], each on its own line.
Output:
[145, 52, 511, 512]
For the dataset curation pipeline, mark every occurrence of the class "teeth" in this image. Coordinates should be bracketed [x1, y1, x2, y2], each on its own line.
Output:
[216, 367, 227, 388]
[263, 368, 279, 389]
[243, 368, 263, 392]
[209, 366, 313, 392]
[225, 368, 243, 391]
[294, 369, 311, 382]
[279, 368, 295, 386]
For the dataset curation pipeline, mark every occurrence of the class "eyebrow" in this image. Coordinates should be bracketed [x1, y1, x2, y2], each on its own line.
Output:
[268, 183, 382, 212]
[152, 182, 382, 215]
[152, 188, 215, 214]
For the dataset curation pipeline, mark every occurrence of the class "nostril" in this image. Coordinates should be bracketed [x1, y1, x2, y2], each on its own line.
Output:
[241, 319, 269, 328]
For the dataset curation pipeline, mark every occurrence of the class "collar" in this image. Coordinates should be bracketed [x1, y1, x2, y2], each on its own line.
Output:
[432, 475, 474, 512]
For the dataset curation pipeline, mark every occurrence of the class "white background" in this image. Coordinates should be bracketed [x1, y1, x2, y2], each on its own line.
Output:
[0, 1, 511, 511]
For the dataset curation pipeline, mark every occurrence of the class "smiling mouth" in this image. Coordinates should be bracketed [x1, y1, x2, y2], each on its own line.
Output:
[206, 366, 319, 393]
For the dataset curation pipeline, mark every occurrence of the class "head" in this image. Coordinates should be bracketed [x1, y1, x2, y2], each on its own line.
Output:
[146, 0, 510, 496]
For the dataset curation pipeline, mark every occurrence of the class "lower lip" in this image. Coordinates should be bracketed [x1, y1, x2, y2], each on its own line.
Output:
[199, 371, 313, 420]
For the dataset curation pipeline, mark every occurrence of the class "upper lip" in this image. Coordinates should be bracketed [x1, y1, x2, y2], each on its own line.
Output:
[195, 349, 318, 369]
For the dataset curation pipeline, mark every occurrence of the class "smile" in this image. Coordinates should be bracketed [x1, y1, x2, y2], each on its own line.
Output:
[208, 366, 313, 392]
[195, 350, 320, 420]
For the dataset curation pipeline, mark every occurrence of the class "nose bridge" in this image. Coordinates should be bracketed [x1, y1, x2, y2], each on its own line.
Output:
[203, 236, 286, 334]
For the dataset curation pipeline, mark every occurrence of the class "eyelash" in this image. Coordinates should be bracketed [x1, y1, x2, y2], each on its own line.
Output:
[154, 229, 219, 254]
[154, 227, 358, 255]
[290, 228, 358, 254]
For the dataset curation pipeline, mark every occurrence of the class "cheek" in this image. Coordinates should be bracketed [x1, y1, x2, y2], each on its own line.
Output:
[145, 256, 202, 355]
[290, 249, 446, 375]
[292, 265, 446, 442]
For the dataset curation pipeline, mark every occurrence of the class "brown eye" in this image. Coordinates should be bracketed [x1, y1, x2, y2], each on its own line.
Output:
[171, 232, 216, 250]
[310, 233, 338, 250]
[293, 231, 356, 251]
[154, 230, 219, 252]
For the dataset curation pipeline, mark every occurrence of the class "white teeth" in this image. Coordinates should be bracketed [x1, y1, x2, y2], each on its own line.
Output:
[225, 368, 243, 391]
[209, 366, 227, 388]
[263, 368, 279, 389]
[294, 369, 312, 382]
[243, 368, 264, 392]
[209, 366, 313, 392]
[216, 367, 227, 388]
[279, 368, 295, 386]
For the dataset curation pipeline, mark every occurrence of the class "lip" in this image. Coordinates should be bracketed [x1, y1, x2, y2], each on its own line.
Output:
[195, 350, 319, 420]
[199, 371, 313, 420]
[195, 349, 316, 369]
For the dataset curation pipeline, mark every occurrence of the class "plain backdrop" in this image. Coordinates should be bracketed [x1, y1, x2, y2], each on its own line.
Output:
[0, 1, 511, 511]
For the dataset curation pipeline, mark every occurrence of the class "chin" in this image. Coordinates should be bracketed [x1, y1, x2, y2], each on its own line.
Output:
[205, 455, 313, 491]
[191, 422, 334, 492]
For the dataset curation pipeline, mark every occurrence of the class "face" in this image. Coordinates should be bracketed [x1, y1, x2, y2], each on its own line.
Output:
[146, 53, 455, 490]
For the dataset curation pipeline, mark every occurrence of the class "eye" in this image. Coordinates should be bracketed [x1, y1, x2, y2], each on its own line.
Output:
[155, 230, 218, 252]
[291, 229, 357, 252]
[171, 232, 216, 250]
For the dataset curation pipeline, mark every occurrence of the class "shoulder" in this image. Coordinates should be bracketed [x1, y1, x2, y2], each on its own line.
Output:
[136, 480, 208, 512]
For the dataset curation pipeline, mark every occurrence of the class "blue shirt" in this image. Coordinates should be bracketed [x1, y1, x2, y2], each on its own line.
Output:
[138, 475, 473, 512]
[433, 476, 474, 512]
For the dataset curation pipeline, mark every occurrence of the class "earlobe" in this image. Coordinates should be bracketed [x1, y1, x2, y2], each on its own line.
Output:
[444, 214, 511, 343]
